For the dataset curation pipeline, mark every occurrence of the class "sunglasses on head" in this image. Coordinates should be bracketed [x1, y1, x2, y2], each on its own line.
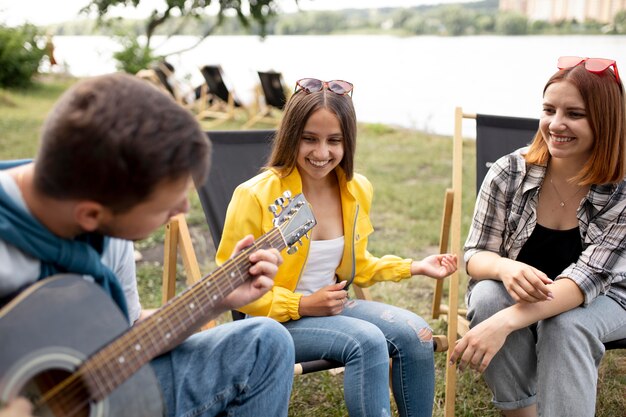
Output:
[557, 56, 620, 84]
[294, 78, 354, 97]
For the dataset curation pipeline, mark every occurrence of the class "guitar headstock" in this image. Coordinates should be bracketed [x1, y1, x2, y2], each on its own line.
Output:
[269, 191, 316, 254]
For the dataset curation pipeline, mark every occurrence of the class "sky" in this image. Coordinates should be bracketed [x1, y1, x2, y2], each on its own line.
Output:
[0, 0, 476, 26]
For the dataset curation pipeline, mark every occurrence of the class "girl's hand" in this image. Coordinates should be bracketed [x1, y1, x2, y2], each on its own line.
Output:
[299, 281, 348, 317]
[449, 314, 510, 373]
[413, 253, 457, 279]
[496, 258, 553, 303]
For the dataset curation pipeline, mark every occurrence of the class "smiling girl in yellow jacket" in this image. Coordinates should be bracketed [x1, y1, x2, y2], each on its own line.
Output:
[216, 78, 456, 417]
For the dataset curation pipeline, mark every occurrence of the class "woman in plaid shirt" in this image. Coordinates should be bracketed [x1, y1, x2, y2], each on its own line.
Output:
[450, 57, 626, 417]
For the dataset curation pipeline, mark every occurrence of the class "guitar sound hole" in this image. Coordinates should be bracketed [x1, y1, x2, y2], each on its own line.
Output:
[22, 369, 90, 417]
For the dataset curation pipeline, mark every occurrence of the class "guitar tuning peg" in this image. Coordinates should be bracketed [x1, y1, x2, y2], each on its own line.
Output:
[283, 190, 292, 199]
[297, 239, 303, 246]
[287, 246, 298, 255]
[269, 205, 278, 215]
[275, 197, 285, 207]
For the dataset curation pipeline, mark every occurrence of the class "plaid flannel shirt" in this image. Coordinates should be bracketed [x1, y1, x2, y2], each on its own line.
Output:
[464, 149, 626, 310]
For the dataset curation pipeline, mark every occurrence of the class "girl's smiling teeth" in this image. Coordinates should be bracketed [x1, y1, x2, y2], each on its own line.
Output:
[551, 134, 575, 143]
[308, 158, 331, 167]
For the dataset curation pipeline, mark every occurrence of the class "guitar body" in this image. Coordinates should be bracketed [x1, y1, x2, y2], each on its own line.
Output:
[0, 193, 316, 417]
[0, 275, 164, 417]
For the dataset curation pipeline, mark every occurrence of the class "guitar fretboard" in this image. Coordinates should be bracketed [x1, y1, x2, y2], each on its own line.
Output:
[81, 227, 285, 400]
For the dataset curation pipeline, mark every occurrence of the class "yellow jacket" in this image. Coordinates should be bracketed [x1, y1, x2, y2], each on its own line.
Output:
[216, 167, 412, 322]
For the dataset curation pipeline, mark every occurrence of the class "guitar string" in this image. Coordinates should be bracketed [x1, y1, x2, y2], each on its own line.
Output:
[34, 228, 291, 414]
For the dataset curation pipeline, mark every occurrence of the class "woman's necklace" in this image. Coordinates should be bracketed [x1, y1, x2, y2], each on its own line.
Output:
[549, 177, 584, 208]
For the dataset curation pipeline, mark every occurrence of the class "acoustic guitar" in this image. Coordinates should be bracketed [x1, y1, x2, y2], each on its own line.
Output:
[0, 192, 315, 417]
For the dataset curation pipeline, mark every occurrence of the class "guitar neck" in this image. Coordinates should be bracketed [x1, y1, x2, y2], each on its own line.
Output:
[80, 227, 286, 400]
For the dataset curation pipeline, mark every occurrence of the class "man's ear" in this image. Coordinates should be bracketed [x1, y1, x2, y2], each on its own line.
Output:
[74, 201, 109, 232]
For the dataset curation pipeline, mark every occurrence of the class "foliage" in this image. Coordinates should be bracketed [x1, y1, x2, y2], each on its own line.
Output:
[615, 10, 626, 34]
[82, 0, 291, 47]
[81, 0, 300, 82]
[112, 32, 157, 74]
[438, 5, 475, 36]
[496, 12, 528, 35]
[46, 0, 623, 38]
[0, 24, 46, 88]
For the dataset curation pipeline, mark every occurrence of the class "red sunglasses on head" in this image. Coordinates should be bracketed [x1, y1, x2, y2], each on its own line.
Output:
[557, 56, 620, 84]
[294, 78, 354, 97]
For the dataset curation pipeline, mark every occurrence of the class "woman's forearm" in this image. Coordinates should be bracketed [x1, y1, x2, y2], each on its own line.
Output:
[466, 251, 504, 281]
[497, 278, 584, 332]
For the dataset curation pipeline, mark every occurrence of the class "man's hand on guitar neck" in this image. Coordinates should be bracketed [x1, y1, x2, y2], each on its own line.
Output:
[221, 234, 283, 310]
[134, 235, 282, 325]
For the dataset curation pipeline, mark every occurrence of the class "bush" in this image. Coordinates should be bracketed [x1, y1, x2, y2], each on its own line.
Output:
[0, 24, 46, 88]
[614, 10, 626, 34]
[112, 34, 157, 74]
[496, 12, 528, 35]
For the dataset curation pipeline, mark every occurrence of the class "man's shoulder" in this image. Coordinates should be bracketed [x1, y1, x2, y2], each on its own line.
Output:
[0, 240, 40, 298]
[102, 238, 134, 266]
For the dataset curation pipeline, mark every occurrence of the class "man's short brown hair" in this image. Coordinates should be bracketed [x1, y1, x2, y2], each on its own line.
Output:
[34, 73, 210, 213]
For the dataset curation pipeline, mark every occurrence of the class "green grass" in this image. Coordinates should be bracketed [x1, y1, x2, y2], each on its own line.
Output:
[2, 76, 624, 417]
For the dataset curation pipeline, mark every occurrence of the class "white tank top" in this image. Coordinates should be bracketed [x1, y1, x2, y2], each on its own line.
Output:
[295, 236, 344, 295]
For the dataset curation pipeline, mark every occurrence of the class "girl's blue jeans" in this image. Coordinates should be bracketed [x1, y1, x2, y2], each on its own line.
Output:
[468, 279, 626, 417]
[284, 299, 435, 417]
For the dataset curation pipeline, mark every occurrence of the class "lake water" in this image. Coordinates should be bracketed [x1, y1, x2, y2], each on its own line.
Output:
[51, 34, 626, 136]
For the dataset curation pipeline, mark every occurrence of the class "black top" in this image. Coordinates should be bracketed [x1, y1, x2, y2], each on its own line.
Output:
[516, 223, 583, 280]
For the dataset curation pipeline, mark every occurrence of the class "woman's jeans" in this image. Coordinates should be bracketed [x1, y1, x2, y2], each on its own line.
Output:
[150, 317, 295, 417]
[467, 280, 626, 417]
[284, 299, 435, 417]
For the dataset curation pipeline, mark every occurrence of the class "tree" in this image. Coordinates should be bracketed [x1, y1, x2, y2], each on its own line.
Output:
[113, 34, 156, 73]
[439, 5, 474, 36]
[83, 0, 300, 74]
[496, 12, 528, 35]
[614, 10, 626, 34]
[0, 24, 45, 87]
[83, 0, 297, 48]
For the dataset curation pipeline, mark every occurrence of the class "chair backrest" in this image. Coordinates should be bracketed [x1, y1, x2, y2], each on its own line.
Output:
[200, 65, 242, 107]
[195, 130, 275, 248]
[258, 71, 287, 110]
[474, 114, 538, 193]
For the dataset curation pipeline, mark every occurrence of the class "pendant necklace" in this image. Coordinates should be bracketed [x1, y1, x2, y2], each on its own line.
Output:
[549, 178, 584, 208]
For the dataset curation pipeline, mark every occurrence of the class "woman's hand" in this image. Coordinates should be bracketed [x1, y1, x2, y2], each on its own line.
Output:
[449, 313, 511, 373]
[299, 281, 348, 317]
[222, 235, 283, 310]
[496, 258, 553, 303]
[412, 253, 457, 279]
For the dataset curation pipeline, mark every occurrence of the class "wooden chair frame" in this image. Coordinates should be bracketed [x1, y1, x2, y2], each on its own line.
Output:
[432, 107, 541, 416]
[427, 107, 468, 417]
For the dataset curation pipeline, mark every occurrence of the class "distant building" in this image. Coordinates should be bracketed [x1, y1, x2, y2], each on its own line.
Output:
[500, 0, 626, 23]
